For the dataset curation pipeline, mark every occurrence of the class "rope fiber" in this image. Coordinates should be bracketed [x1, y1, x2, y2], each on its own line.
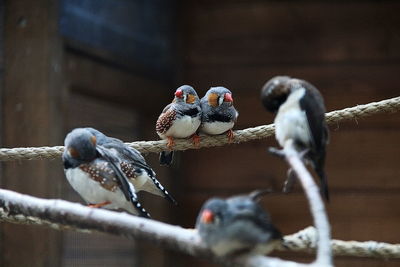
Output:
[0, 96, 399, 161]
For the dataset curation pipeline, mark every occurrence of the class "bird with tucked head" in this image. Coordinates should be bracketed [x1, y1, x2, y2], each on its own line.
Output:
[261, 76, 330, 201]
[156, 85, 202, 166]
[63, 128, 150, 217]
[199, 87, 238, 142]
[196, 191, 282, 257]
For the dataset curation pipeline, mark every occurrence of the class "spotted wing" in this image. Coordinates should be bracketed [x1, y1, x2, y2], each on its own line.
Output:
[156, 103, 177, 134]
[79, 160, 119, 192]
[96, 145, 151, 217]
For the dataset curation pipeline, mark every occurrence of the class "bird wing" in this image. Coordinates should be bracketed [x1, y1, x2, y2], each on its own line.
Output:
[156, 104, 177, 134]
[299, 83, 327, 153]
[96, 145, 150, 217]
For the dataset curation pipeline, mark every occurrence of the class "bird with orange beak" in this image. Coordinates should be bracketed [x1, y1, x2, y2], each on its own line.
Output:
[199, 87, 238, 142]
[196, 191, 282, 257]
[156, 85, 202, 165]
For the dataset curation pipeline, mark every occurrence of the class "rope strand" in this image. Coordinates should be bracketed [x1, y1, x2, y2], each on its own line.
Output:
[0, 96, 399, 161]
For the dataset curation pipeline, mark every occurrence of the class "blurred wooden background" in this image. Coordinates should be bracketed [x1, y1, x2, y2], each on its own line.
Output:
[0, 0, 399, 267]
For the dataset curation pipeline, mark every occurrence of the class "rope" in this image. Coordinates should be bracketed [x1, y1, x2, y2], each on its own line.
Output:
[279, 227, 400, 259]
[0, 96, 399, 161]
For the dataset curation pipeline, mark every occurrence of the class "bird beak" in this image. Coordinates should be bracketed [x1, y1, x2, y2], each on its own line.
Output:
[201, 209, 214, 224]
[175, 89, 183, 98]
[224, 93, 233, 103]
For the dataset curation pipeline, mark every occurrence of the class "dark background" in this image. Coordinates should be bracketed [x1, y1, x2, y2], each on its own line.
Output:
[0, 0, 399, 266]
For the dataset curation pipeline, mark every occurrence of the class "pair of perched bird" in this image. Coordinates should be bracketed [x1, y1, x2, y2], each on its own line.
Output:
[156, 85, 239, 165]
[196, 76, 329, 257]
[62, 75, 329, 257]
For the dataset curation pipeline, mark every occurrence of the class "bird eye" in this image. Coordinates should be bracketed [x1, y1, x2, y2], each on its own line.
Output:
[201, 209, 215, 224]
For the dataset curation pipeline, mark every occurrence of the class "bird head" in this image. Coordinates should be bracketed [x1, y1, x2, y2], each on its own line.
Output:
[205, 87, 234, 108]
[260, 76, 292, 113]
[63, 128, 98, 164]
[173, 85, 199, 105]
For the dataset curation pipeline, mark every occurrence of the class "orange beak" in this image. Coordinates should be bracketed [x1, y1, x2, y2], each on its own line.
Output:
[201, 209, 214, 224]
[175, 89, 183, 98]
[224, 93, 233, 103]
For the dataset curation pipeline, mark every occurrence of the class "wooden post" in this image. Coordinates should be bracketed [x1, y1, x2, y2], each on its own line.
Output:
[0, 0, 65, 266]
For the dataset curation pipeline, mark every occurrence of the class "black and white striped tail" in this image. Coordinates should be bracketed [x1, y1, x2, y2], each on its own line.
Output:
[149, 175, 177, 205]
[131, 191, 151, 218]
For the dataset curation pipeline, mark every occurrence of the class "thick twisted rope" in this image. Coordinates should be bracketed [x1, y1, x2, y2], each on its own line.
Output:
[0, 96, 399, 161]
[279, 227, 400, 259]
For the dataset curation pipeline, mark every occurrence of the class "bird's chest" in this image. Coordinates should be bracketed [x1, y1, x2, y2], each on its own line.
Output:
[200, 121, 234, 135]
[164, 114, 201, 138]
[274, 90, 311, 146]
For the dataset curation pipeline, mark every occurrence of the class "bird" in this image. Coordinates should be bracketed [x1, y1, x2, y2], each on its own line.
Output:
[199, 87, 239, 142]
[156, 85, 202, 165]
[261, 76, 330, 201]
[62, 128, 150, 218]
[85, 127, 177, 205]
[196, 190, 282, 257]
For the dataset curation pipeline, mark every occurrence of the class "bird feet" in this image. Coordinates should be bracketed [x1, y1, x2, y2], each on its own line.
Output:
[226, 129, 235, 143]
[166, 136, 175, 150]
[88, 201, 111, 209]
[191, 133, 201, 147]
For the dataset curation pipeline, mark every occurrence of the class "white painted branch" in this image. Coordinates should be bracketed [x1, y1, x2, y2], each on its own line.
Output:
[283, 140, 333, 266]
[0, 188, 306, 267]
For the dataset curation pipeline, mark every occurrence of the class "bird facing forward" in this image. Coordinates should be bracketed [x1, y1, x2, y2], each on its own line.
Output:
[261, 76, 330, 201]
[196, 191, 282, 257]
[62, 128, 150, 217]
[156, 85, 202, 165]
[199, 87, 239, 142]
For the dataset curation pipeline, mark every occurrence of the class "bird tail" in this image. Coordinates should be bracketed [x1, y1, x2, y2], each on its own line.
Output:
[147, 175, 178, 205]
[316, 167, 329, 202]
[159, 151, 174, 166]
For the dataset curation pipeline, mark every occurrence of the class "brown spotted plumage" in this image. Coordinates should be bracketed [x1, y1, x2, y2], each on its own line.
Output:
[156, 105, 177, 135]
[80, 162, 119, 192]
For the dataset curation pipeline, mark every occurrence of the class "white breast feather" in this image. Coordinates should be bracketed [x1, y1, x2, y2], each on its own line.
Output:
[274, 88, 312, 148]
[200, 121, 234, 135]
[163, 115, 201, 138]
[65, 168, 138, 214]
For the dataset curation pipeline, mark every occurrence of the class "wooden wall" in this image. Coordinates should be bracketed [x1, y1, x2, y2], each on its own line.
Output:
[1, 1, 400, 267]
[177, 1, 400, 267]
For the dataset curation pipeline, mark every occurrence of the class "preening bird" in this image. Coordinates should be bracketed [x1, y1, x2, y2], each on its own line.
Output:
[261, 76, 330, 201]
[199, 87, 239, 142]
[85, 128, 177, 205]
[156, 85, 202, 166]
[196, 191, 282, 257]
[62, 128, 150, 217]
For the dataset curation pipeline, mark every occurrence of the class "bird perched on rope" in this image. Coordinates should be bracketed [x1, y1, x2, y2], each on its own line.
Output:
[62, 128, 150, 217]
[85, 128, 177, 205]
[196, 191, 282, 257]
[199, 87, 239, 142]
[261, 76, 330, 201]
[156, 85, 202, 166]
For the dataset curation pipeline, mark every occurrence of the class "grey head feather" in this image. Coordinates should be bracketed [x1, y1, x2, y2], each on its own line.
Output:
[63, 128, 98, 168]
[201, 86, 238, 123]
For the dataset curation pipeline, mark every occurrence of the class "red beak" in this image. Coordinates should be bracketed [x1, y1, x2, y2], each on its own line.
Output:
[224, 93, 233, 103]
[175, 89, 183, 98]
[201, 209, 214, 224]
